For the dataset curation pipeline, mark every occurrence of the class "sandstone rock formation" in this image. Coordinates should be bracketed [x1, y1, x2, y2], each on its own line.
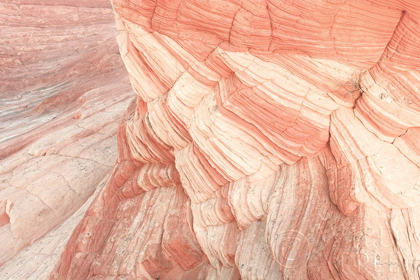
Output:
[0, 0, 133, 278]
[3, 0, 420, 279]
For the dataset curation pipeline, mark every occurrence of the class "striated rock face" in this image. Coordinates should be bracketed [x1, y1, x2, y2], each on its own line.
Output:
[3, 0, 420, 279]
[0, 0, 133, 278]
[0, 0, 131, 156]
[50, 0, 420, 279]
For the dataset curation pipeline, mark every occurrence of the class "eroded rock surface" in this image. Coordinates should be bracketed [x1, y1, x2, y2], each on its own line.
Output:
[0, 0, 133, 278]
[3, 0, 420, 279]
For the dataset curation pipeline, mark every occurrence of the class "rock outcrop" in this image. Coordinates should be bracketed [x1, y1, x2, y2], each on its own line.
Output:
[3, 0, 420, 279]
[0, 0, 133, 278]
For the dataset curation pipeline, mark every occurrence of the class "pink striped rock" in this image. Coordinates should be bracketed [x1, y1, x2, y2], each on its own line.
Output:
[3, 0, 420, 279]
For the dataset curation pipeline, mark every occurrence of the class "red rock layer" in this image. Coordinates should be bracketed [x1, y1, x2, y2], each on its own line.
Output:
[0, 0, 128, 157]
[24, 0, 420, 279]
[0, 0, 134, 278]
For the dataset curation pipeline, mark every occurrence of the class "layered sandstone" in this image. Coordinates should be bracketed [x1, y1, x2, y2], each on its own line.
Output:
[0, 0, 133, 278]
[3, 0, 420, 279]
